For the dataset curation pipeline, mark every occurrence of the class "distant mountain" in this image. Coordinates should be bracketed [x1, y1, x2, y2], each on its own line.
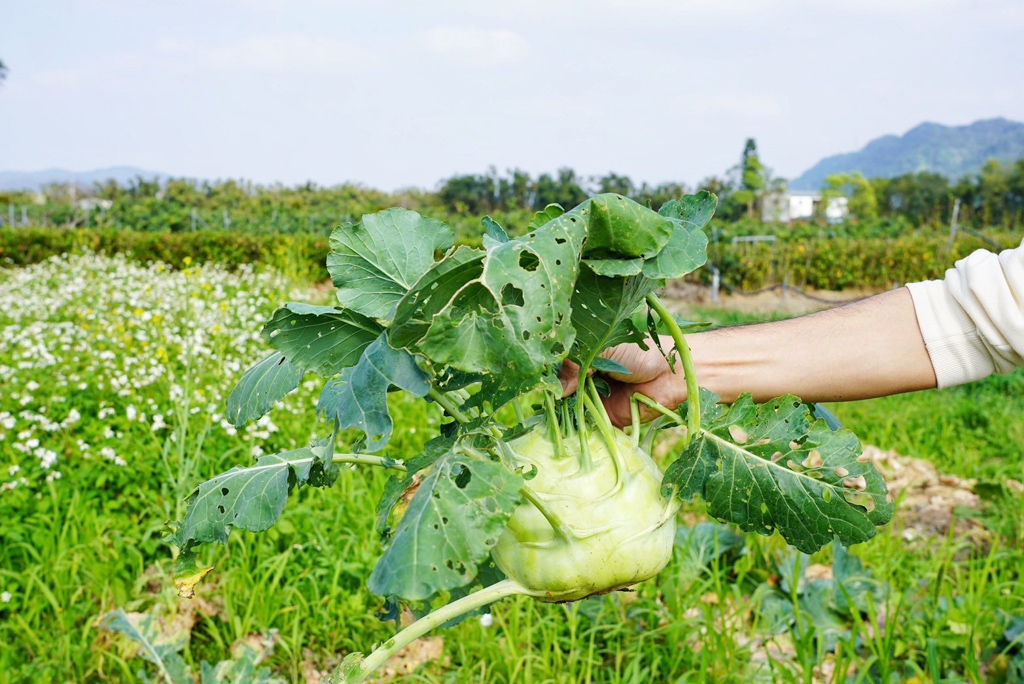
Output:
[790, 118, 1024, 191]
[0, 166, 166, 191]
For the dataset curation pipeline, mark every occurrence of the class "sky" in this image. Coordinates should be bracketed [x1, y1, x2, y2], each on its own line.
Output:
[1, 0, 1022, 191]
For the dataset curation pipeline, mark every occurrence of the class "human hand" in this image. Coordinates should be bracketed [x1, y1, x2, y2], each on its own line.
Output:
[559, 335, 687, 428]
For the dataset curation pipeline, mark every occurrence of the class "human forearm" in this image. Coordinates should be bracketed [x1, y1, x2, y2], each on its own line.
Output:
[683, 288, 937, 403]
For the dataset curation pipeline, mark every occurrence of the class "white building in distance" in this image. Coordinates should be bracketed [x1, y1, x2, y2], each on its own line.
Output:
[762, 191, 849, 223]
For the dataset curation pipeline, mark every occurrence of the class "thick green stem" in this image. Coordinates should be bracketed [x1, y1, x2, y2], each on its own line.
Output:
[543, 393, 567, 460]
[335, 453, 407, 472]
[630, 395, 641, 447]
[583, 378, 625, 480]
[634, 393, 684, 425]
[646, 294, 701, 444]
[641, 415, 669, 454]
[574, 363, 594, 472]
[346, 580, 531, 683]
[428, 388, 470, 424]
[521, 487, 575, 539]
[512, 397, 526, 424]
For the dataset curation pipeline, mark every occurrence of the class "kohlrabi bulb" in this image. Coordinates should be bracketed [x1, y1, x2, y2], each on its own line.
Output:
[492, 425, 676, 602]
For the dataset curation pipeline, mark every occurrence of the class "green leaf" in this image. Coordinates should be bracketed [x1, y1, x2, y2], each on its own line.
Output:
[481, 216, 509, 246]
[262, 303, 381, 377]
[389, 245, 486, 349]
[100, 609, 192, 684]
[316, 334, 430, 452]
[199, 639, 280, 684]
[590, 356, 631, 375]
[375, 436, 454, 538]
[460, 370, 561, 416]
[567, 193, 675, 259]
[641, 223, 708, 279]
[658, 190, 718, 229]
[171, 438, 337, 549]
[368, 447, 522, 601]
[582, 258, 644, 277]
[664, 392, 894, 554]
[169, 438, 338, 595]
[226, 353, 304, 428]
[327, 208, 455, 320]
[642, 191, 715, 279]
[831, 542, 883, 615]
[570, 269, 654, 368]
[527, 203, 565, 231]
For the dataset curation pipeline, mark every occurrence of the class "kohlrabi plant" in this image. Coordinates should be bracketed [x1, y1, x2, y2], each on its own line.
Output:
[168, 193, 894, 682]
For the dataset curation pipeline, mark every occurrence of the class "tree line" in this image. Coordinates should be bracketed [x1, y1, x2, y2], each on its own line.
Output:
[2, 139, 1023, 236]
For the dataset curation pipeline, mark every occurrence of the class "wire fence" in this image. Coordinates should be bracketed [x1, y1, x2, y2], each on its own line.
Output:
[708, 265, 872, 307]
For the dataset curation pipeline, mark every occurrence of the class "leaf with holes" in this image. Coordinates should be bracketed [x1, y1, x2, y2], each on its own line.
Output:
[169, 437, 338, 595]
[389, 245, 486, 349]
[226, 352, 304, 428]
[408, 216, 586, 380]
[368, 447, 522, 601]
[327, 208, 455, 321]
[262, 303, 381, 377]
[316, 333, 430, 452]
[375, 436, 455, 538]
[664, 391, 894, 553]
[527, 203, 566, 231]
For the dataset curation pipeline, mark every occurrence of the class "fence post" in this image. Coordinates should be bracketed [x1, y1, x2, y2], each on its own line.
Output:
[711, 267, 720, 303]
[7, 204, 12, 228]
[21, 206, 27, 226]
[780, 273, 789, 308]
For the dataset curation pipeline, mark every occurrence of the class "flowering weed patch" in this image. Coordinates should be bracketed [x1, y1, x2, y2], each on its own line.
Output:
[0, 254, 310, 496]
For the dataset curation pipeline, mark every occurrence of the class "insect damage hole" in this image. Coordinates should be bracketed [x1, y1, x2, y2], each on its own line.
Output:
[452, 464, 472, 489]
[500, 284, 525, 307]
[519, 250, 540, 272]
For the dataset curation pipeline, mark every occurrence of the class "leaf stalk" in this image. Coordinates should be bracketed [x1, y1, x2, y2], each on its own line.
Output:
[344, 579, 533, 683]
[427, 388, 470, 424]
[335, 453, 407, 472]
[646, 294, 701, 444]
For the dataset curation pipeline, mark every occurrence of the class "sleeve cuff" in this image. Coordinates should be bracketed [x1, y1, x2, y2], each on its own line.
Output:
[906, 280, 996, 389]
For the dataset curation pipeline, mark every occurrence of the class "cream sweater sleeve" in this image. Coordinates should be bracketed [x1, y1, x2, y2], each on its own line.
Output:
[906, 240, 1024, 388]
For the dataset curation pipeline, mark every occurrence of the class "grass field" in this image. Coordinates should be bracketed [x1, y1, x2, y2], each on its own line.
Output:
[1, 255, 1021, 682]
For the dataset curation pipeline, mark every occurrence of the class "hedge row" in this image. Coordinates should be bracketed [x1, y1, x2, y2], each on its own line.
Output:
[2, 226, 1019, 291]
[0, 227, 331, 281]
[704, 233, 1020, 290]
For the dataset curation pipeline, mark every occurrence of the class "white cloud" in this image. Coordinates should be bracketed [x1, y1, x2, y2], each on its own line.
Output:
[419, 27, 530, 67]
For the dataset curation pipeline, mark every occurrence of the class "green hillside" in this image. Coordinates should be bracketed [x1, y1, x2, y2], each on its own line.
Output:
[791, 117, 1024, 190]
